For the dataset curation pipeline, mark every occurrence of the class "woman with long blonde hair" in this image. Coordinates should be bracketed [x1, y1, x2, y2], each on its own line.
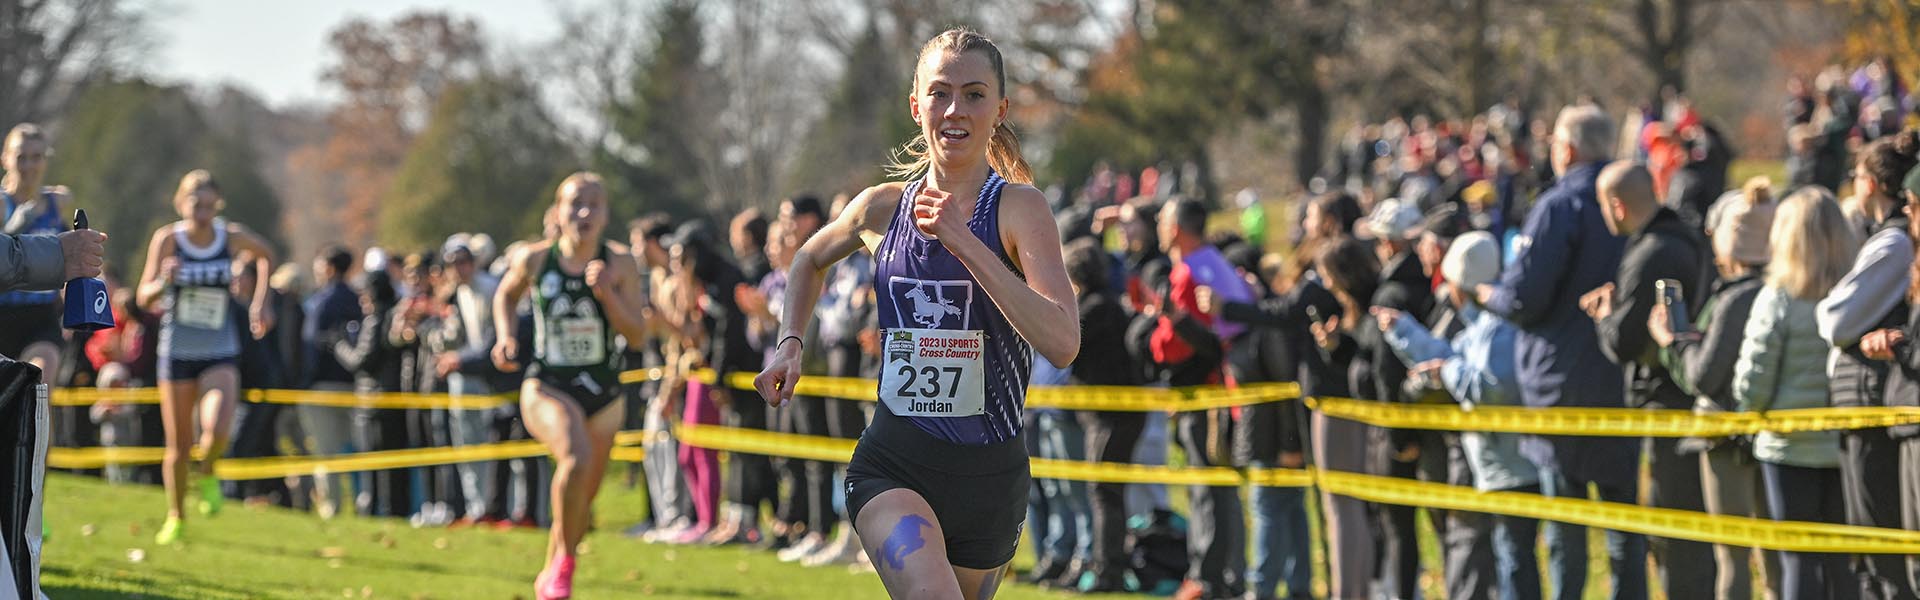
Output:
[1731, 186, 1858, 600]
[134, 170, 276, 545]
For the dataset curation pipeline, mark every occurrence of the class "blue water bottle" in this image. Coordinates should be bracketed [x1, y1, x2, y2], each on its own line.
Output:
[62, 209, 115, 331]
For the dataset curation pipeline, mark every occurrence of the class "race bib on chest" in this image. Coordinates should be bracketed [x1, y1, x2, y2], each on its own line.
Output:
[174, 287, 229, 330]
[878, 328, 986, 417]
[548, 317, 606, 366]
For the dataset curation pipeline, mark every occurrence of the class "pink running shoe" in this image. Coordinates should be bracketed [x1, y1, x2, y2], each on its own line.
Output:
[536, 555, 576, 600]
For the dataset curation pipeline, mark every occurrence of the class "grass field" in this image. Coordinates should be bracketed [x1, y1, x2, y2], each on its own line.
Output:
[39, 468, 1646, 600]
[37, 472, 1106, 600]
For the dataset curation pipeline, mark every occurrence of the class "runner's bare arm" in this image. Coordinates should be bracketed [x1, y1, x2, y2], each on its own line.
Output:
[491, 243, 544, 370]
[774, 183, 899, 341]
[948, 185, 1080, 367]
[135, 228, 174, 311]
[228, 224, 277, 301]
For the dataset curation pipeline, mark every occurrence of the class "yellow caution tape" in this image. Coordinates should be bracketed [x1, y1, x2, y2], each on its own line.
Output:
[251, 389, 516, 410]
[50, 387, 517, 410]
[1309, 396, 1920, 437]
[51, 366, 1920, 434]
[46, 446, 173, 467]
[49, 366, 1293, 412]
[49, 387, 162, 406]
[1314, 470, 1920, 554]
[692, 370, 1299, 412]
[49, 441, 559, 480]
[45, 421, 1920, 552]
[674, 424, 1920, 553]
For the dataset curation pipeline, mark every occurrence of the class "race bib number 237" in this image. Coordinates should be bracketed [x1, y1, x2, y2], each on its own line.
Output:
[878, 328, 986, 417]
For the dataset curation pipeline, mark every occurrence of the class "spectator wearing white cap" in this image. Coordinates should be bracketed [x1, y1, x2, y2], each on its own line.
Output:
[467, 233, 497, 268]
[1372, 230, 1542, 600]
[1358, 196, 1437, 600]
[1648, 176, 1781, 600]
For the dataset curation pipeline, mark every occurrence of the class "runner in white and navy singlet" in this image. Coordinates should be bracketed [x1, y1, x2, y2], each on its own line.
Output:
[157, 218, 242, 379]
[136, 169, 278, 547]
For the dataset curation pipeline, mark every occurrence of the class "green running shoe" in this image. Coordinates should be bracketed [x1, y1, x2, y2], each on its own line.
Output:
[196, 477, 223, 516]
[155, 517, 184, 545]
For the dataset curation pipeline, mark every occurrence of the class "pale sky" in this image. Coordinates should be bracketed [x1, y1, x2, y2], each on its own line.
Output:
[151, 0, 564, 108]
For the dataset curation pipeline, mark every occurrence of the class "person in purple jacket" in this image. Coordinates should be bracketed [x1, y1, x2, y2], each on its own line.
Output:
[1474, 104, 1648, 600]
[754, 28, 1078, 600]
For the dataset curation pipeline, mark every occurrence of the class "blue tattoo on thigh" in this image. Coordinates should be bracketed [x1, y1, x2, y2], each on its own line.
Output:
[879, 514, 931, 571]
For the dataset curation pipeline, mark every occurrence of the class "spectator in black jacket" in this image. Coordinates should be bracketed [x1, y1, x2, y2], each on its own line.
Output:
[333, 269, 409, 518]
[300, 246, 361, 518]
[1059, 237, 1141, 593]
[1208, 191, 1356, 599]
[1202, 249, 1327, 600]
[1860, 169, 1920, 594]
[224, 259, 291, 505]
[1307, 237, 1382, 600]
[1585, 161, 1714, 600]
[1650, 177, 1781, 600]
[1358, 197, 1435, 600]
[1817, 131, 1917, 600]
[677, 224, 773, 545]
[1665, 121, 1734, 233]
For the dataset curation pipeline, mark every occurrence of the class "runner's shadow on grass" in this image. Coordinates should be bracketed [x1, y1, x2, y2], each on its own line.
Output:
[615, 586, 741, 598]
[41, 564, 258, 600]
[211, 539, 533, 585]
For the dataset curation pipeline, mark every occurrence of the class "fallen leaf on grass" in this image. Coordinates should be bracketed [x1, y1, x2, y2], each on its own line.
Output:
[126, 549, 145, 563]
[80, 524, 95, 537]
[318, 546, 348, 558]
[432, 537, 449, 550]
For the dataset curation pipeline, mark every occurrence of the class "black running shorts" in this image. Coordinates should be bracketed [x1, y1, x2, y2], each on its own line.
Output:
[845, 405, 1029, 570]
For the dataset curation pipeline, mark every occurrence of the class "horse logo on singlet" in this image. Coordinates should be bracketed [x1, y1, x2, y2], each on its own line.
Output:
[903, 286, 961, 327]
[890, 277, 971, 328]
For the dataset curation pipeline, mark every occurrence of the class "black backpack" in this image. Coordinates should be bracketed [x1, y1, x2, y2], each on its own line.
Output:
[1126, 508, 1189, 595]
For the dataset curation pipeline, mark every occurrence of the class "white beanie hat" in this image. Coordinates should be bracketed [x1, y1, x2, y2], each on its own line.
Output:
[1441, 231, 1502, 290]
[1364, 198, 1424, 241]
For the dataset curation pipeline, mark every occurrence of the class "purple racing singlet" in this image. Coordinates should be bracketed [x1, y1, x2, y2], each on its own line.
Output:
[872, 171, 1030, 445]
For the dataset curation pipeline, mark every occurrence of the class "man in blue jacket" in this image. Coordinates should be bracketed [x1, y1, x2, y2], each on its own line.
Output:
[1476, 104, 1648, 600]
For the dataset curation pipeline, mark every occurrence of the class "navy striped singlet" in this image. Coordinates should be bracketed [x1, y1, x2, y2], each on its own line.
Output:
[159, 219, 241, 363]
[872, 171, 1031, 445]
